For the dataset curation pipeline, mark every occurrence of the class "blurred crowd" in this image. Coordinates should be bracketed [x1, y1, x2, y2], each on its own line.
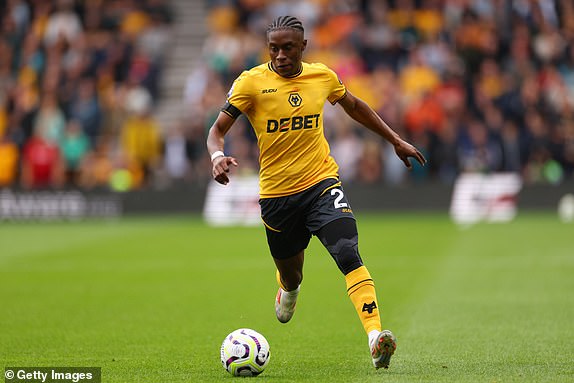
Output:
[2, 0, 574, 192]
[190, 0, 574, 187]
[0, 0, 173, 191]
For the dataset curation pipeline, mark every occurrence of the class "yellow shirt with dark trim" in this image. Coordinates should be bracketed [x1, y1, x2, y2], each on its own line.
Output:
[226, 61, 346, 198]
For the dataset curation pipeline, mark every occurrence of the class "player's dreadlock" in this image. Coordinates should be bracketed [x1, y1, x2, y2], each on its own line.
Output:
[266, 16, 304, 36]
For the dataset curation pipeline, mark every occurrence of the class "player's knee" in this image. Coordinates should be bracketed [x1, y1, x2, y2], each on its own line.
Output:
[320, 232, 363, 274]
[332, 237, 363, 274]
[317, 218, 363, 274]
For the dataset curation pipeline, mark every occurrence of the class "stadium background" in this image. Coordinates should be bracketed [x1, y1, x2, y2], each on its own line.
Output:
[0, 0, 573, 218]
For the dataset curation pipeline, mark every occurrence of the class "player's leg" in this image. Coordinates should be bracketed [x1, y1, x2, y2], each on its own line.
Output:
[273, 250, 303, 323]
[263, 224, 308, 323]
[316, 218, 396, 369]
[316, 218, 380, 334]
[274, 249, 304, 290]
[260, 195, 311, 324]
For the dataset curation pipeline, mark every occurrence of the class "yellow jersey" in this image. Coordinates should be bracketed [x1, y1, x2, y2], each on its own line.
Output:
[224, 61, 347, 198]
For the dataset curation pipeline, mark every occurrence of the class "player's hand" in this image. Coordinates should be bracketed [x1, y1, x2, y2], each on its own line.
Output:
[393, 140, 426, 169]
[212, 156, 239, 185]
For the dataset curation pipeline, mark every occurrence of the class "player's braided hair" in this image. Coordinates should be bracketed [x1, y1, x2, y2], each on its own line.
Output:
[266, 16, 304, 35]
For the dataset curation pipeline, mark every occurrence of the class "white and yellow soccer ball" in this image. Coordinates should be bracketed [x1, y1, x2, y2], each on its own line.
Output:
[220, 328, 270, 376]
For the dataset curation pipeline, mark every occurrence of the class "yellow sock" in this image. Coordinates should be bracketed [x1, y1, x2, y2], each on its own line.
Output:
[345, 266, 381, 335]
[276, 270, 287, 290]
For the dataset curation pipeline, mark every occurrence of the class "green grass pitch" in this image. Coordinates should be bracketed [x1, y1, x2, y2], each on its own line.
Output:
[1, 213, 573, 382]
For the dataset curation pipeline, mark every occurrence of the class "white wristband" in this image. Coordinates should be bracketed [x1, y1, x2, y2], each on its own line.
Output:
[210, 150, 225, 162]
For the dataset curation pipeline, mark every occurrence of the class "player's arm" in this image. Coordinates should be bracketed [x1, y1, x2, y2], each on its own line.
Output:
[206, 111, 239, 185]
[337, 91, 426, 169]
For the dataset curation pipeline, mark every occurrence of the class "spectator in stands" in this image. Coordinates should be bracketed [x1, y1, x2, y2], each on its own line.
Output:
[33, 91, 66, 144]
[330, 122, 363, 183]
[119, 96, 161, 186]
[162, 122, 191, 185]
[399, 49, 441, 104]
[78, 136, 114, 190]
[458, 117, 503, 173]
[20, 128, 64, 189]
[499, 118, 523, 173]
[68, 77, 102, 147]
[0, 131, 19, 188]
[43, 0, 83, 48]
[356, 140, 383, 185]
[431, 119, 459, 184]
[559, 119, 574, 178]
[181, 118, 211, 183]
[17, 30, 44, 76]
[60, 119, 90, 186]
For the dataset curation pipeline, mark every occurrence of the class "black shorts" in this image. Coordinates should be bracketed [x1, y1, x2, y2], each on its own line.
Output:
[259, 178, 356, 259]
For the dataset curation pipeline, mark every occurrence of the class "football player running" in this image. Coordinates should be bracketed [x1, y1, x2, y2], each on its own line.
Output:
[207, 15, 426, 369]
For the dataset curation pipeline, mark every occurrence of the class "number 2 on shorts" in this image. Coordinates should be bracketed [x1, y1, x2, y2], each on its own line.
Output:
[331, 188, 348, 209]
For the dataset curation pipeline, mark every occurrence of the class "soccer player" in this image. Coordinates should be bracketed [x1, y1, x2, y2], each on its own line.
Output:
[206, 15, 426, 369]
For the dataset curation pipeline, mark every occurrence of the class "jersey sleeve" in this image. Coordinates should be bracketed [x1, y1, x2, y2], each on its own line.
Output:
[224, 71, 252, 116]
[325, 68, 347, 105]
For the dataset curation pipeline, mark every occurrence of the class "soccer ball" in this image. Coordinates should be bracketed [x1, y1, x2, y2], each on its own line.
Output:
[220, 328, 271, 376]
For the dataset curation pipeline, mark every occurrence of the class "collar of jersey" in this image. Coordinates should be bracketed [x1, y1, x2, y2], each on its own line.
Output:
[268, 62, 303, 78]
